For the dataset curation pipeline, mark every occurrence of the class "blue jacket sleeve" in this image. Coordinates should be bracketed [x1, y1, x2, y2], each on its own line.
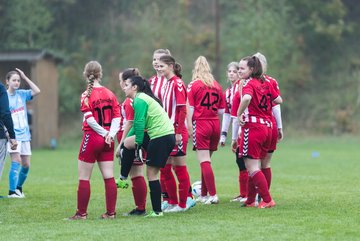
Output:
[0, 83, 15, 139]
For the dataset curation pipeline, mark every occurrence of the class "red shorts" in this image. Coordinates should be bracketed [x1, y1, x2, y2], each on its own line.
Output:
[237, 123, 272, 160]
[192, 119, 220, 151]
[170, 127, 188, 156]
[268, 120, 278, 152]
[78, 131, 114, 163]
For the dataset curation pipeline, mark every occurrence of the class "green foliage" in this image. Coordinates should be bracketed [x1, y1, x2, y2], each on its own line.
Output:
[0, 0, 359, 134]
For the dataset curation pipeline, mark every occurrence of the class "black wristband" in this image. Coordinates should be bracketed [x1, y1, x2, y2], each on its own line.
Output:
[221, 131, 227, 137]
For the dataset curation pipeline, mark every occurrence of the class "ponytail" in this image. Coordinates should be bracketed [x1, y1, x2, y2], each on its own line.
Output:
[128, 76, 163, 106]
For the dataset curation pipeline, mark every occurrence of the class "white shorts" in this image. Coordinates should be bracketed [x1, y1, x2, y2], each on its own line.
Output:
[7, 140, 32, 155]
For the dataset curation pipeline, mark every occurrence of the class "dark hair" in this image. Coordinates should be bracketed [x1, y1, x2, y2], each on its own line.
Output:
[6, 71, 19, 81]
[128, 76, 162, 106]
[241, 56, 265, 82]
[121, 68, 140, 81]
[159, 55, 182, 78]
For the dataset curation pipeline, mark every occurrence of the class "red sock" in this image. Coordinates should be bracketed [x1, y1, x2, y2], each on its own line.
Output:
[104, 178, 117, 215]
[77, 180, 90, 215]
[201, 173, 208, 196]
[245, 176, 257, 204]
[251, 171, 272, 203]
[131, 176, 147, 211]
[174, 165, 190, 208]
[239, 170, 249, 197]
[261, 167, 272, 189]
[162, 164, 178, 205]
[200, 161, 216, 196]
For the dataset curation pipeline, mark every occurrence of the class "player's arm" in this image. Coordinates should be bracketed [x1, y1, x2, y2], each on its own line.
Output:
[237, 94, 251, 126]
[16, 68, 41, 97]
[133, 98, 148, 146]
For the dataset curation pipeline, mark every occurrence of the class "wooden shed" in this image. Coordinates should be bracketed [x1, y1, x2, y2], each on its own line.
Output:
[0, 50, 61, 148]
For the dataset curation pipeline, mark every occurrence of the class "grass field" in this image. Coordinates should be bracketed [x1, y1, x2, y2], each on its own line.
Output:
[0, 136, 359, 241]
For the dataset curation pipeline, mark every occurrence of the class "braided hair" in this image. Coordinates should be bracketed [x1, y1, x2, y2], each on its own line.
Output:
[83, 61, 103, 107]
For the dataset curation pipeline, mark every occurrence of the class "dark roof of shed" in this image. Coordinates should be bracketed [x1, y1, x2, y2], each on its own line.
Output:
[0, 49, 62, 63]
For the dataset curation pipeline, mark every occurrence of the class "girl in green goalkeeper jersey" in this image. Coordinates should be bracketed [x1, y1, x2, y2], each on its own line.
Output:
[122, 75, 175, 217]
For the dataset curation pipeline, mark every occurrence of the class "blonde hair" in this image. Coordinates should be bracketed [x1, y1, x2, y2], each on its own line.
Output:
[83, 60, 103, 107]
[153, 49, 171, 56]
[253, 52, 267, 73]
[192, 56, 215, 87]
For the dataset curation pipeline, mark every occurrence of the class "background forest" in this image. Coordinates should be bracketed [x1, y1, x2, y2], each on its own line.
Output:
[0, 0, 359, 135]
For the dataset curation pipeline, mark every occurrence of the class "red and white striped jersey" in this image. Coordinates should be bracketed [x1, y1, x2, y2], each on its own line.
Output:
[119, 97, 134, 131]
[224, 80, 240, 114]
[148, 74, 167, 101]
[187, 79, 225, 120]
[162, 75, 187, 124]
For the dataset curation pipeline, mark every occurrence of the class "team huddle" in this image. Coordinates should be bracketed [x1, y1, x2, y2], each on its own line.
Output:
[0, 48, 283, 219]
[68, 48, 283, 219]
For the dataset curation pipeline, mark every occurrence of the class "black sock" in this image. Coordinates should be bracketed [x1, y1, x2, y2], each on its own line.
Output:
[120, 145, 135, 178]
[149, 180, 162, 213]
[16, 186, 22, 192]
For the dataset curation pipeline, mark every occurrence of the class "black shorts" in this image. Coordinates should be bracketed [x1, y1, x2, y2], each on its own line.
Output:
[146, 134, 175, 168]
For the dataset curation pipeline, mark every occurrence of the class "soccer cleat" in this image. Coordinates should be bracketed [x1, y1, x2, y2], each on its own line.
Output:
[100, 212, 116, 219]
[163, 204, 177, 213]
[123, 208, 146, 216]
[165, 205, 187, 213]
[186, 197, 196, 209]
[115, 178, 129, 189]
[230, 195, 247, 203]
[161, 200, 169, 211]
[144, 211, 163, 217]
[258, 200, 276, 209]
[204, 195, 219, 205]
[67, 212, 87, 220]
[241, 201, 256, 207]
[195, 196, 209, 203]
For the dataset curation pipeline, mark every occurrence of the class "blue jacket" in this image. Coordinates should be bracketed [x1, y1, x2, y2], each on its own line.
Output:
[0, 82, 15, 139]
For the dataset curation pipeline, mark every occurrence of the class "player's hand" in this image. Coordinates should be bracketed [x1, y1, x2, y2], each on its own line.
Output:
[15, 68, 26, 79]
[175, 133, 182, 145]
[9, 139, 17, 150]
[220, 134, 226, 147]
[277, 128, 284, 142]
[231, 140, 237, 153]
[135, 144, 144, 163]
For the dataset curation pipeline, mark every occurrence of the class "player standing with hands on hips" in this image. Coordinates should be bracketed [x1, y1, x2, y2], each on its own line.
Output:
[237, 56, 282, 208]
[5, 68, 40, 198]
[68, 61, 120, 220]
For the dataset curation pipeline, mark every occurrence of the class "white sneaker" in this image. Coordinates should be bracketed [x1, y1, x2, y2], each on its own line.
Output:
[195, 196, 209, 203]
[16, 189, 25, 198]
[163, 204, 177, 213]
[230, 195, 247, 203]
[166, 205, 186, 213]
[204, 195, 219, 205]
[8, 190, 24, 199]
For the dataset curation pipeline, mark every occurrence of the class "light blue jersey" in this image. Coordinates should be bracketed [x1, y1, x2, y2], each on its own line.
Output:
[7, 89, 32, 141]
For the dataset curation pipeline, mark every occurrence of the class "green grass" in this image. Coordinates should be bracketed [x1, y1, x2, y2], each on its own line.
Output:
[0, 136, 359, 241]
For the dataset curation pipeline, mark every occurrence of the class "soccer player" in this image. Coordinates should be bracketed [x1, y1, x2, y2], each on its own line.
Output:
[236, 56, 282, 208]
[69, 61, 120, 219]
[5, 68, 40, 198]
[148, 49, 177, 210]
[115, 68, 147, 216]
[156, 55, 195, 212]
[0, 81, 17, 181]
[122, 75, 175, 217]
[187, 56, 225, 205]
[253, 52, 283, 193]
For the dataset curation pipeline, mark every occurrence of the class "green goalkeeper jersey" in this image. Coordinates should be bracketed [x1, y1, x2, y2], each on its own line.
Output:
[128, 92, 174, 145]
